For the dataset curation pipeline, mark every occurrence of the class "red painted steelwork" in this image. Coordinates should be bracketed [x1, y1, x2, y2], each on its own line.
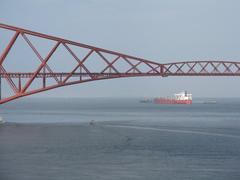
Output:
[154, 98, 192, 105]
[0, 23, 240, 104]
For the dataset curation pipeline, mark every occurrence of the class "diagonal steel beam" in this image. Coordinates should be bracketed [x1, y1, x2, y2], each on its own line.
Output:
[0, 32, 19, 65]
[21, 33, 60, 84]
[62, 43, 94, 82]
[21, 41, 61, 93]
[100, 56, 120, 73]
[95, 51, 119, 73]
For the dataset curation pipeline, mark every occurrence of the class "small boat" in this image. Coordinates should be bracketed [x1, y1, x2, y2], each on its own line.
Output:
[139, 97, 152, 103]
[0, 116, 4, 124]
[203, 100, 217, 104]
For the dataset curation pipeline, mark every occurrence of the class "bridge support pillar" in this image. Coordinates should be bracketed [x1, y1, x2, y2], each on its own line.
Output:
[18, 76, 21, 92]
[43, 67, 46, 88]
[160, 64, 164, 76]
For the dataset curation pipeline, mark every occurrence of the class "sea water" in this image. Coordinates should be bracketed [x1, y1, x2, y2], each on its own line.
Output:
[0, 98, 240, 180]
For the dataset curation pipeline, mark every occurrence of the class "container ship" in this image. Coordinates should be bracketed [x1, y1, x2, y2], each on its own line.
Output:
[154, 91, 192, 104]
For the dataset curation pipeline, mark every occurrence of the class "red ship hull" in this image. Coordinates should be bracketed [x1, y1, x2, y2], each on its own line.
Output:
[153, 98, 192, 104]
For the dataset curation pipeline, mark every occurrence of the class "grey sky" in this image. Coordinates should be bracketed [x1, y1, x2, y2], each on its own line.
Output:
[1, 0, 240, 98]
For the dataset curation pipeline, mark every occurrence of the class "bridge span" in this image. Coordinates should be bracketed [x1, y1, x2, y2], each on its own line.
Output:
[0, 23, 239, 104]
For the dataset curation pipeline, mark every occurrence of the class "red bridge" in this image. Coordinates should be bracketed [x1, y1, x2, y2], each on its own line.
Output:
[0, 23, 240, 104]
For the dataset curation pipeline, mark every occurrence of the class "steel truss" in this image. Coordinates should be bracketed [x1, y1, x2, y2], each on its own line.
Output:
[0, 23, 239, 104]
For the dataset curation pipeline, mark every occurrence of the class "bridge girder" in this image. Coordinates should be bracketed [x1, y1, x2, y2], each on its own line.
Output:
[0, 23, 239, 104]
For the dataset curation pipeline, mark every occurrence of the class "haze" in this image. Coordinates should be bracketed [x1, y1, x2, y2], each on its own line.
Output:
[1, 0, 240, 98]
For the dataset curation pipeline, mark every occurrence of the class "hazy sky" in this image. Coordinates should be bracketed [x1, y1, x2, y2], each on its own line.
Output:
[1, 0, 240, 98]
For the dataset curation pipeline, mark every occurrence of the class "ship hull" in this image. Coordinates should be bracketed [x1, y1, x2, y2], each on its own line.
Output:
[153, 98, 192, 104]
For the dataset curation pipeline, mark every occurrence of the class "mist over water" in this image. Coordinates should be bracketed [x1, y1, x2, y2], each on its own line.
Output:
[0, 98, 240, 180]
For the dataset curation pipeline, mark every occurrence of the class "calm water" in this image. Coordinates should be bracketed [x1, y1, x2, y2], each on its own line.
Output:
[0, 98, 240, 180]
